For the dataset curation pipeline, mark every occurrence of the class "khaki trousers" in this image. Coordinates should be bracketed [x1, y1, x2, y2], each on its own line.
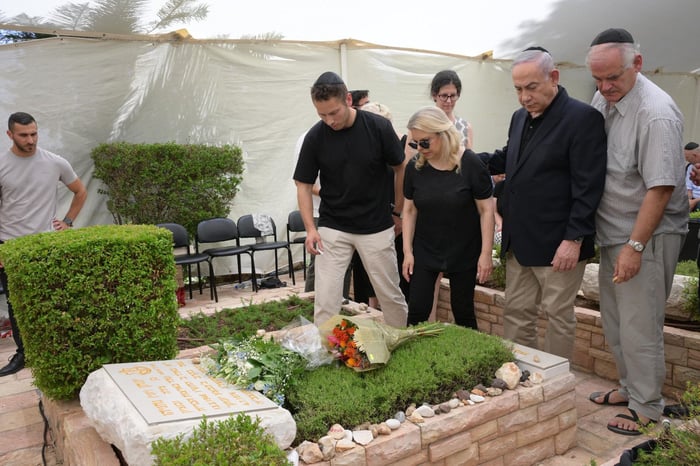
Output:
[314, 226, 408, 327]
[503, 253, 586, 360]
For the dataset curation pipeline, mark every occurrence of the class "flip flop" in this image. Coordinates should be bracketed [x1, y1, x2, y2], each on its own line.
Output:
[607, 408, 656, 436]
[589, 389, 628, 406]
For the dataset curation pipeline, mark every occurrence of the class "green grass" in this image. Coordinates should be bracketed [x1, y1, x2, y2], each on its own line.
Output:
[177, 295, 314, 349]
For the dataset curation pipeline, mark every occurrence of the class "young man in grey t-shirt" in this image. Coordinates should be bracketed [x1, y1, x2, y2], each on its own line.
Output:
[0, 112, 87, 377]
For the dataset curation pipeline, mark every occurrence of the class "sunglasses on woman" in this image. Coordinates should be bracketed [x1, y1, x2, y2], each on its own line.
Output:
[408, 138, 431, 150]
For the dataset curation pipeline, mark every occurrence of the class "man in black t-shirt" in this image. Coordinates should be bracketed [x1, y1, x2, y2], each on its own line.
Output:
[293, 72, 408, 327]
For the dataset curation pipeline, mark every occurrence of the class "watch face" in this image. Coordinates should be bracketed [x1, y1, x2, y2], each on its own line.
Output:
[629, 241, 643, 252]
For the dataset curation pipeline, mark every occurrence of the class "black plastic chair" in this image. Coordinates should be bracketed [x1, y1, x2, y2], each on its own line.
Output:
[196, 217, 254, 300]
[157, 223, 214, 300]
[287, 210, 307, 280]
[237, 214, 295, 286]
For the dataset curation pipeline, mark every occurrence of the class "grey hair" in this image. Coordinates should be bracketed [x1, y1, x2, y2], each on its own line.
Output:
[585, 42, 640, 69]
[512, 50, 555, 78]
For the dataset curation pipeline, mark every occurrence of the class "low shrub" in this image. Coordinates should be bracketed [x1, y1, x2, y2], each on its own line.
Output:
[151, 414, 290, 465]
[635, 381, 700, 465]
[0, 224, 178, 399]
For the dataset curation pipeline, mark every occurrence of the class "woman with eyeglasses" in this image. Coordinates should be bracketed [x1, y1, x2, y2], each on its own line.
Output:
[402, 106, 493, 329]
[430, 70, 473, 149]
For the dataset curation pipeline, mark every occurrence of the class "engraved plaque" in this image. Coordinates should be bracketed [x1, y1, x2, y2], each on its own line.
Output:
[103, 359, 278, 425]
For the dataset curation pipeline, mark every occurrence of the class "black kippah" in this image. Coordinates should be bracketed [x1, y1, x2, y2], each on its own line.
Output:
[590, 28, 634, 46]
[314, 71, 344, 86]
[685, 142, 699, 151]
[523, 46, 550, 54]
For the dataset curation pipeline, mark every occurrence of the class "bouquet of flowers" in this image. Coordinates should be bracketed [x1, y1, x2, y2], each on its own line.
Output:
[319, 315, 444, 372]
[203, 335, 307, 405]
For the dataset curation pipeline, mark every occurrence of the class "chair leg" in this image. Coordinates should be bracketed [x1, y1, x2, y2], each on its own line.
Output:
[288, 247, 295, 285]
[236, 255, 243, 285]
[196, 263, 203, 295]
[250, 253, 258, 292]
[185, 264, 194, 299]
[208, 260, 218, 303]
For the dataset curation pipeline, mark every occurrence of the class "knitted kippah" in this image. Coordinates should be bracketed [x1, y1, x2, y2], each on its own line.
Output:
[314, 71, 344, 86]
[523, 46, 550, 54]
[590, 28, 634, 46]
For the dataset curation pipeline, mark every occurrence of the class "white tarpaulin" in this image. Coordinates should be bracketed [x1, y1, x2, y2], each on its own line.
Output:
[1, 32, 699, 275]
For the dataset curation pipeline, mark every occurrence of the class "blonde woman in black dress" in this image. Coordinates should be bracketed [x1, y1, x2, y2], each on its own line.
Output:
[402, 106, 494, 329]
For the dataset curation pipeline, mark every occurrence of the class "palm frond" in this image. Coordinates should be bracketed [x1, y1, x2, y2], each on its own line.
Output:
[49, 2, 92, 30]
[147, 0, 209, 34]
[240, 32, 284, 40]
[7, 13, 48, 27]
[88, 0, 148, 34]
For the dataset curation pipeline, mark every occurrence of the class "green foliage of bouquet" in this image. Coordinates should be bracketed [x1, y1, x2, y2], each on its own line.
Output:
[203, 335, 307, 405]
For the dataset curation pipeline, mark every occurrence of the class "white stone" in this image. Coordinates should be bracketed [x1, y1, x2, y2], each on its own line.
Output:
[385, 419, 400, 430]
[79, 365, 296, 466]
[448, 398, 461, 409]
[286, 449, 299, 466]
[415, 405, 435, 418]
[343, 429, 353, 442]
[352, 429, 374, 446]
[469, 394, 485, 403]
[495, 361, 522, 389]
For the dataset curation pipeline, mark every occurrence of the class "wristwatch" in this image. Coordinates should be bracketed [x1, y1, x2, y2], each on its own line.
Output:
[63, 217, 74, 227]
[626, 239, 645, 252]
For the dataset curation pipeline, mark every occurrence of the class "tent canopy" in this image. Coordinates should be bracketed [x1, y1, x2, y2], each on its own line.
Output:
[1, 1, 699, 275]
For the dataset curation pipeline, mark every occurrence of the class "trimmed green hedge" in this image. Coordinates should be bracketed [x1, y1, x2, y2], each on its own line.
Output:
[91, 142, 244, 236]
[0, 224, 179, 399]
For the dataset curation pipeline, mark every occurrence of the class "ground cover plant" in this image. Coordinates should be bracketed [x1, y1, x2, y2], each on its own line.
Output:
[177, 295, 314, 349]
[634, 381, 700, 465]
[286, 324, 514, 443]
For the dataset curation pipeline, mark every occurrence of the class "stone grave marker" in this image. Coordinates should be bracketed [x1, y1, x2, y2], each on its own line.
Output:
[80, 359, 295, 466]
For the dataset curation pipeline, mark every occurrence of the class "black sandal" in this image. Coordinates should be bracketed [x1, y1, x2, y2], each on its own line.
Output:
[607, 408, 656, 436]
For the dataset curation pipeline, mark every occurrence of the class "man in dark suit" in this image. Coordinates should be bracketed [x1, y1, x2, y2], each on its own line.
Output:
[478, 47, 607, 360]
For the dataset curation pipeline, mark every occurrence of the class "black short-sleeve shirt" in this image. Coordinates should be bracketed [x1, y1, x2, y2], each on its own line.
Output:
[294, 110, 405, 234]
[404, 151, 493, 272]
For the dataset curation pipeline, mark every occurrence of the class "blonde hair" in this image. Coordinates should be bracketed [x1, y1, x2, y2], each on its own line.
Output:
[361, 101, 392, 121]
[407, 106, 462, 171]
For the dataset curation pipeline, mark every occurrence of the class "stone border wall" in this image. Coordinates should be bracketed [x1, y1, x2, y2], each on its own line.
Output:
[300, 372, 576, 466]
[438, 282, 700, 398]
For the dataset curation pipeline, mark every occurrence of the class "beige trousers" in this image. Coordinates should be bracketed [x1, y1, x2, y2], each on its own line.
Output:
[503, 253, 586, 360]
[314, 226, 408, 327]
